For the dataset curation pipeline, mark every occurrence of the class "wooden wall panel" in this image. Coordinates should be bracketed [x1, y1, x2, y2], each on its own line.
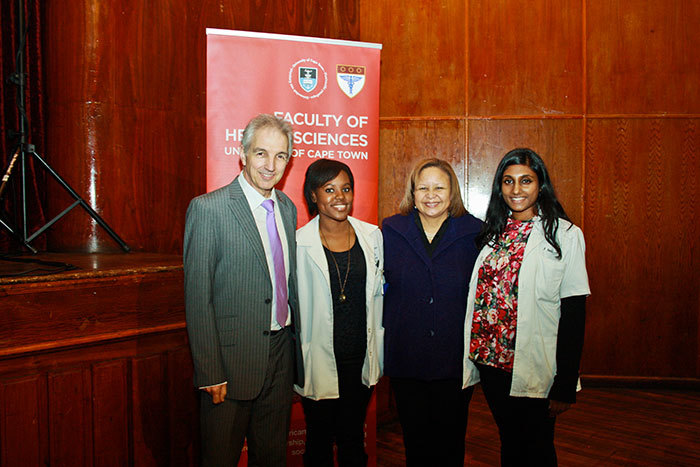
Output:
[377, 119, 466, 222]
[132, 355, 169, 466]
[584, 118, 699, 377]
[92, 360, 129, 466]
[167, 347, 199, 465]
[587, 0, 700, 115]
[2, 272, 184, 356]
[467, 119, 584, 223]
[0, 259, 193, 462]
[468, 0, 583, 116]
[42, 1, 205, 112]
[360, 0, 466, 117]
[43, 103, 205, 253]
[39, 0, 361, 253]
[0, 331, 196, 465]
[42, 0, 207, 252]
[240, 0, 360, 39]
[48, 369, 92, 466]
[0, 375, 48, 466]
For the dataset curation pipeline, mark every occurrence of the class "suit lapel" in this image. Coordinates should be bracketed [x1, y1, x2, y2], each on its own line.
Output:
[396, 214, 456, 267]
[277, 194, 298, 297]
[395, 216, 432, 267]
[277, 194, 297, 259]
[227, 178, 270, 273]
[430, 219, 460, 260]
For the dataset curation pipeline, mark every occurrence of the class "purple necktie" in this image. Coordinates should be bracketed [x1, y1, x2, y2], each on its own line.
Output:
[261, 199, 288, 328]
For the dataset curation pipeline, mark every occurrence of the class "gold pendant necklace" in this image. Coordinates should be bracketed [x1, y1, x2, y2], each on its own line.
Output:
[320, 223, 352, 303]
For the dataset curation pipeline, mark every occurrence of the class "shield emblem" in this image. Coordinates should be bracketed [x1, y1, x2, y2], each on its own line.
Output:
[336, 64, 366, 98]
[299, 67, 318, 92]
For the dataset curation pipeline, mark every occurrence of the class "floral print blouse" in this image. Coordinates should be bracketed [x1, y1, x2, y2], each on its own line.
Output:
[469, 217, 534, 371]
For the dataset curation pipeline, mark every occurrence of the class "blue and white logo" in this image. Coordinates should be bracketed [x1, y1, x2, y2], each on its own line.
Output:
[289, 59, 327, 100]
[336, 65, 366, 98]
[299, 67, 318, 92]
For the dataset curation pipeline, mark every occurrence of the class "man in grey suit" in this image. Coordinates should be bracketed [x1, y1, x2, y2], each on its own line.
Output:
[184, 114, 303, 466]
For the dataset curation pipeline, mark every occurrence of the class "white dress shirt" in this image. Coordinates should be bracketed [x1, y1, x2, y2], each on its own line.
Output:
[238, 174, 292, 330]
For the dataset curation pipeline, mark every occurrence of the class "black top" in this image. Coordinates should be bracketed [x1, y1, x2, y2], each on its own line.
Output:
[548, 294, 587, 403]
[413, 209, 451, 256]
[324, 239, 367, 365]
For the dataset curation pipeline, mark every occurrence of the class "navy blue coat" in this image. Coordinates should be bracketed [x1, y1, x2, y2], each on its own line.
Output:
[382, 212, 482, 380]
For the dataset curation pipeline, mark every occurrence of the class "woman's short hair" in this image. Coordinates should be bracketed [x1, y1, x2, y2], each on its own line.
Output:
[241, 114, 294, 158]
[303, 159, 354, 216]
[398, 158, 467, 217]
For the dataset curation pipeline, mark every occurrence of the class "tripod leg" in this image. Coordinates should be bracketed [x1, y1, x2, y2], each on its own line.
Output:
[29, 150, 130, 252]
[0, 215, 38, 253]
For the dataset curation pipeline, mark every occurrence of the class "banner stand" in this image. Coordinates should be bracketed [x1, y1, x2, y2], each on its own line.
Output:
[206, 29, 382, 466]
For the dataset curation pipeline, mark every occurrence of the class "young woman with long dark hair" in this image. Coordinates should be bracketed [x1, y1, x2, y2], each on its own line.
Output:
[463, 148, 590, 466]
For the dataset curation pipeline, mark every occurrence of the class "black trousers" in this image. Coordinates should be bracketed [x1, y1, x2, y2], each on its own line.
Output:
[476, 363, 557, 467]
[390, 377, 474, 467]
[301, 361, 373, 467]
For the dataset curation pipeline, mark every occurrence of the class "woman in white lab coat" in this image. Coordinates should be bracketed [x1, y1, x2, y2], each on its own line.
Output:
[295, 159, 384, 467]
[463, 148, 590, 466]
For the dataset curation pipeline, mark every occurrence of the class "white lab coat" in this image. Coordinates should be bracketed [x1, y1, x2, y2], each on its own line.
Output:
[294, 215, 385, 400]
[463, 218, 590, 398]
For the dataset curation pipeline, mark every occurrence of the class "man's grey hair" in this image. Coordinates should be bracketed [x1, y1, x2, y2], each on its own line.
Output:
[241, 114, 294, 158]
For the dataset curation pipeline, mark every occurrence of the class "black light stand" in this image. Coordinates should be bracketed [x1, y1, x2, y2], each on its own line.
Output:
[0, 0, 129, 253]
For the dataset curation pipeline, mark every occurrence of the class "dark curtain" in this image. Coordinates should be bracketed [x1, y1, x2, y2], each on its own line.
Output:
[0, 0, 46, 253]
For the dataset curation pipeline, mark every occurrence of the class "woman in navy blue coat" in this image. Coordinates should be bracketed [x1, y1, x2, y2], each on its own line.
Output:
[382, 158, 482, 466]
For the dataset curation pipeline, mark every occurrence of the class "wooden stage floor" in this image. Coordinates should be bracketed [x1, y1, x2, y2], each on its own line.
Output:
[0, 252, 182, 283]
[377, 385, 700, 466]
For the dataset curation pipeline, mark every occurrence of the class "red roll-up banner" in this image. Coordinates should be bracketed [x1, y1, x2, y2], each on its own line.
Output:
[207, 29, 381, 226]
[206, 29, 382, 466]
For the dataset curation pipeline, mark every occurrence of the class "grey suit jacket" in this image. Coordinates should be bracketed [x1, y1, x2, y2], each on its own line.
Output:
[183, 176, 303, 400]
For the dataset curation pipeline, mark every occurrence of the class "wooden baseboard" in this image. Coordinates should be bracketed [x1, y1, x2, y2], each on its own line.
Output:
[581, 375, 700, 389]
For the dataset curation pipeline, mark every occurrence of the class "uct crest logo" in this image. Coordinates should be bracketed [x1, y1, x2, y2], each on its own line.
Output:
[289, 58, 327, 99]
[336, 64, 366, 98]
[299, 67, 317, 92]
